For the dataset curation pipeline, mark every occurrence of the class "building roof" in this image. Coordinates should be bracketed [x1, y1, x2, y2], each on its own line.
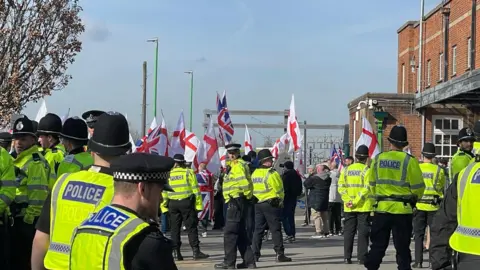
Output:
[347, 92, 415, 112]
[397, 2, 445, 34]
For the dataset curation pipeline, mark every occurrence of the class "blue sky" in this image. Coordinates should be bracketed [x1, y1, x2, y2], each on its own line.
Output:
[22, 0, 440, 145]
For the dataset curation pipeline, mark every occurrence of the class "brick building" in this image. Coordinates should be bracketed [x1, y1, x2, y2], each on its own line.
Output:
[347, 0, 480, 159]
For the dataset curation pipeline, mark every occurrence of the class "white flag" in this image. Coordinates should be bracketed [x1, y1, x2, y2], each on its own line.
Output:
[356, 117, 380, 158]
[170, 111, 186, 157]
[184, 130, 200, 163]
[287, 94, 302, 152]
[35, 99, 47, 122]
[244, 125, 254, 154]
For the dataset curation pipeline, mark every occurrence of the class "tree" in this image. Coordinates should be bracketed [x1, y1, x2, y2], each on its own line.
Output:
[0, 0, 85, 126]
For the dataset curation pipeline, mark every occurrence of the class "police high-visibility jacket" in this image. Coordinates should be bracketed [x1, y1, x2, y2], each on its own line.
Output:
[161, 167, 202, 211]
[44, 166, 114, 270]
[56, 152, 93, 181]
[338, 162, 373, 212]
[473, 141, 480, 156]
[69, 205, 151, 270]
[449, 162, 480, 256]
[366, 151, 425, 214]
[0, 147, 16, 215]
[43, 145, 65, 188]
[252, 167, 284, 202]
[13, 145, 50, 224]
[223, 158, 252, 203]
[416, 162, 445, 211]
[450, 150, 473, 181]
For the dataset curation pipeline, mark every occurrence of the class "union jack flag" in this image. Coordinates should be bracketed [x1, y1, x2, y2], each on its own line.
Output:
[197, 170, 214, 221]
[216, 91, 234, 145]
[330, 144, 344, 171]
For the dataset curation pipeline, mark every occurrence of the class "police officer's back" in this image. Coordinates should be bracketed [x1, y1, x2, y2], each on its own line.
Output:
[450, 128, 475, 183]
[69, 153, 178, 270]
[37, 113, 65, 188]
[0, 132, 15, 268]
[55, 117, 93, 177]
[338, 144, 373, 265]
[251, 149, 291, 264]
[11, 116, 50, 270]
[160, 154, 208, 261]
[364, 125, 425, 270]
[32, 112, 132, 270]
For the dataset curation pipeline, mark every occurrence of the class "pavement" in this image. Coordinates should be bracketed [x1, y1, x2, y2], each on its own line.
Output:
[174, 213, 427, 270]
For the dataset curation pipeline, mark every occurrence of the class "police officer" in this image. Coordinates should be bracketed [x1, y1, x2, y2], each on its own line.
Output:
[56, 117, 93, 177]
[412, 143, 445, 268]
[364, 125, 425, 270]
[0, 132, 15, 268]
[0, 132, 12, 152]
[37, 113, 65, 189]
[10, 116, 50, 270]
[338, 144, 373, 265]
[32, 112, 131, 270]
[214, 143, 256, 269]
[82, 109, 105, 137]
[69, 153, 178, 270]
[450, 128, 475, 184]
[161, 154, 208, 261]
[472, 120, 480, 155]
[251, 149, 291, 264]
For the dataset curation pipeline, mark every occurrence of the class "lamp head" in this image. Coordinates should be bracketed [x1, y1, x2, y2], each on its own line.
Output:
[146, 38, 158, 43]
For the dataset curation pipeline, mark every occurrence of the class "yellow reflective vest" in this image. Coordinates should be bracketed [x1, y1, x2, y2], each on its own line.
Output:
[0, 147, 16, 216]
[44, 166, 114, 270]
[56, 151, 93, 178]
[449, 162, 480, 255]
[450, 150, 473, 181]
[338, 162, 373, 212]
[416, 162, 445, 211]
[161, 167, 202, 211]
[223, 159, 252, 203]
[472, 142, 480, 156]
[69, 205, 150, 270]
[366, 150, 425, 214]
[13, 145, 50, 224]
[43, 145, 65, 189]
[252, 167, 284, 202]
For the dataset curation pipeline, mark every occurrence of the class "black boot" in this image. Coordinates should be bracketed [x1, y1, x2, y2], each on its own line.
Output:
[192, 247, 209, 260]
[236, 262, 257, 269]
[173, 249, 183, 261]
[412, 262, 422, 268]
[214, 262, 235, 269]
[276, 253, 292, 262]
[344, 258, 352, 264]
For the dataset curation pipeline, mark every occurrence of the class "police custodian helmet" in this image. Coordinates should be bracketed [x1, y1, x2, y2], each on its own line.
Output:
[355, 145, 369, 158]
[387, 125, 408, 147]
[422, 142, 437, 158]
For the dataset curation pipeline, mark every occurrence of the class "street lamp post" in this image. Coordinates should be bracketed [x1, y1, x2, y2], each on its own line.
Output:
[147, 38, 159, 119]
[184, 71, 194, 131]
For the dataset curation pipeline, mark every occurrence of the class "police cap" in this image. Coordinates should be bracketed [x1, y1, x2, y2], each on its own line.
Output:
[32, 120, 39, 134]
[110, 153, 174, 191]
[257, 149, 274, 162]
[387, 125, 408, 147]
[61, 117, 88, 142]
[82, 110, 106, 128]
[225, 143, 241, 152]
[87, 112, 131, 156]
[0, 132, 12, 143]
[422, 142, 436, 157]
[458, 127, 475, 142]
[355, 145, 369, 157]
[37, 113, 62, 135]
[173, 154, 185, 163]
[12, 116, 36, 138]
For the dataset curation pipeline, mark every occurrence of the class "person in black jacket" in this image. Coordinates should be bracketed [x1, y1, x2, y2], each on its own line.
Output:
[281, 161, 303, 242]
[304, 164, 332, 238]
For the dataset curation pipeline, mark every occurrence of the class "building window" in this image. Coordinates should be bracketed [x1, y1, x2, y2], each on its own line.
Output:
[439, 53, 444, 80]
[402, 64, 405, 93]
[433, 116, 463, 158]
[427, 60, 431, 86]
[467, 37, 472, 69]
[452, 45, 457, 75]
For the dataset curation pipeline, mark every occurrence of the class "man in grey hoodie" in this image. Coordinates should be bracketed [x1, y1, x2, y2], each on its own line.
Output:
[328, 161, 343, 236]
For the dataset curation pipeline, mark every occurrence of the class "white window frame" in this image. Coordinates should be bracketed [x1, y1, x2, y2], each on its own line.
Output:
[452, 45, 457, 75]
[402, 64, 405, 93]
[439, 53, 444, 80]
[427, 60, 431, 86]
[432, 115, 463, 159]
[467, 37, 472, 69]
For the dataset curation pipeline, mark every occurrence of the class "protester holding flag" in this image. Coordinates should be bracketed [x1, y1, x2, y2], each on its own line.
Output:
[196, 163, 214, 238]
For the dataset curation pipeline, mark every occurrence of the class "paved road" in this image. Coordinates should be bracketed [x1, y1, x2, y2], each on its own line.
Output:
[174, 215, 425, 270]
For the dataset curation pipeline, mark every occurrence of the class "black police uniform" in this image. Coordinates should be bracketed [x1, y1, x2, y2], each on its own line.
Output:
[86, 153, 178, 270]
[82, 110, 106, 129]
[241, 154, 256, 243]
[0, 132, 12, 151]
[343, 144, 371, 265]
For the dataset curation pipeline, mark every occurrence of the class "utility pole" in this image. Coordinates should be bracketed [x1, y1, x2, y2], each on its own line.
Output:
[141, 61, 147, 137]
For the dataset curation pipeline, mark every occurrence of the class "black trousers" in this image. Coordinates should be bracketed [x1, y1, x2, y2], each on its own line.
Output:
[169, 198, 200, 249]
[245, 201, 255, 242]
[457, 253, 480, 270]
[343, 212, 370, 261]
[213, 194, 225, 229]
[328, 202, 343, 234]
[0, 221, 10, 269]
[365, 213, 413, 270]
[223, 199, 255, 266]
[11, 217, 37, 270]
[304, 207, 311, 223]
[252, 202, 284, 257]
[413, 210, 436, 264]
